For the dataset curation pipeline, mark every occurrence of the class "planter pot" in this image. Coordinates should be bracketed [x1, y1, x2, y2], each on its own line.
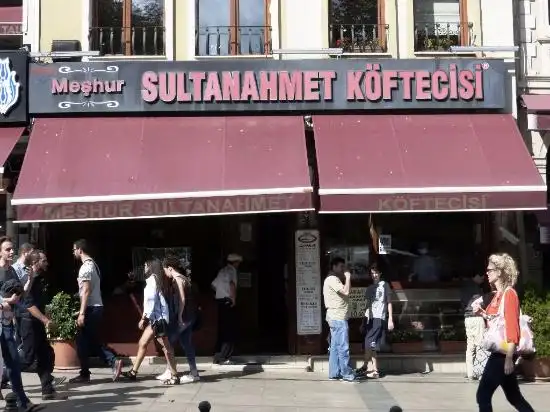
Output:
[391, 342, 424, 353]
[50, 340, 80, 370]
[519, 357, 550, 382]
[439, 340, 466, 354]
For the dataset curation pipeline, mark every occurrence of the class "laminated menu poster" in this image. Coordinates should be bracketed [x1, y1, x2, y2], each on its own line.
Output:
[295, 229, 322, 335]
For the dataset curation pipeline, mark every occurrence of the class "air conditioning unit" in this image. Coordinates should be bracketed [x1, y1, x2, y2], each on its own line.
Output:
[51, 40, 82, 62]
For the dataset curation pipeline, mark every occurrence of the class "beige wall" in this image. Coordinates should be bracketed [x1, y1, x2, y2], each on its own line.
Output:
[280, 0, 328, 58]
[39, 0, 83, 52]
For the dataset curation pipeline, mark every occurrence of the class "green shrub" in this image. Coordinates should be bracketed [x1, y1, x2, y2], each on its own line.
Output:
[522, 285, 550, 358]
[45, 292, 80, 341]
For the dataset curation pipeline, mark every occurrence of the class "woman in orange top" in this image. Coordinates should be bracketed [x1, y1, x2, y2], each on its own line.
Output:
[475, 253, 534, 412]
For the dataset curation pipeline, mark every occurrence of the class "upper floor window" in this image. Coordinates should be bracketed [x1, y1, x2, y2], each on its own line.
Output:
[0, 0, 23, 51]
[90, 0, 165, 56]
[413, 0, 472, 52]
[195, 0, 272, 56]
[329, 0, 388, 53]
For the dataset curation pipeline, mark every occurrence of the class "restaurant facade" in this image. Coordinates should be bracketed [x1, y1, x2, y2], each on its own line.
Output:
[0, 50, 546, 356]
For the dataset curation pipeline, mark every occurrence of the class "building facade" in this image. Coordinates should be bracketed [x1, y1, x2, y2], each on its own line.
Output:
[0, 0, 543, 359]
[515, 0, 550, 288]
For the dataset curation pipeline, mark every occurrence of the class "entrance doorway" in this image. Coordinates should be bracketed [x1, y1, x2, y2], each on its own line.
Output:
[256, 214, 290, 353]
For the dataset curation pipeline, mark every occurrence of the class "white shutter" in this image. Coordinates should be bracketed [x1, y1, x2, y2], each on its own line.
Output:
[414, 0, 460, 36]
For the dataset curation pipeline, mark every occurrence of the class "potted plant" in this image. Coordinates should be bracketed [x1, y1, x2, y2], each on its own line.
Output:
[389, 329, 424, 353]
[46, 292, 81, 370]
[518, 285, 550, 381]
[438, 326, 466, 354]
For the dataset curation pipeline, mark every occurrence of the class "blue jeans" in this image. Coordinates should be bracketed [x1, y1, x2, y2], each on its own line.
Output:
[1, 325, 30, 408]
[171, 319, 198, 374]
[328, 319, 354, 380]
[76, 306, 117, 377]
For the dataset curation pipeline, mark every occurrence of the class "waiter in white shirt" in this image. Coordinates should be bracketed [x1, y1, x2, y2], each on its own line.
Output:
[211, 254, 242, 365]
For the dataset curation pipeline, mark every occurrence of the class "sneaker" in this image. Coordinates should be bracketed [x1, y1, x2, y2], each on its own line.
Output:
[342, 377, 359, 383]
[156, 369, 171, 381]
[20, 402, 44, 412]
[41, 391, 68, 401]
[179, 375, 200, 384]
[328, 376, 342, 381]
[112, 359, 123, 381]
[68, 375, 90, 384]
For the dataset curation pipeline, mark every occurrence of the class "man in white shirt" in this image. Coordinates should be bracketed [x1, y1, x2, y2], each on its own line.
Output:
[211, 253, 241, 365]
[323, 257, 356, 382]
[69, 239, 122, 384]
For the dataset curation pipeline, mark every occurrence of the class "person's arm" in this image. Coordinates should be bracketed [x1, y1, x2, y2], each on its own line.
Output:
[385, 283, 394, 329]
[142, 279, 156, 319]
[342, 271, 351, 296]
[79, 281, 90, 315]
[502, 289, 520, 374]
[175, 277, 186, 323]
[27, 306, 49, 325]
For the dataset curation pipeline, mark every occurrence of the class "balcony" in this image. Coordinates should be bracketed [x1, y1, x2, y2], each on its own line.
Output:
[329, 23, 389, 54]
[414, 22, 473, 52]
[195, 25, 272, 57]
[89, 26, 165, 56]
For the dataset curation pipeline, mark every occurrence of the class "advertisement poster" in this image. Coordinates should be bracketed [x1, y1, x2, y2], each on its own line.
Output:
[295, 230, 322, 335]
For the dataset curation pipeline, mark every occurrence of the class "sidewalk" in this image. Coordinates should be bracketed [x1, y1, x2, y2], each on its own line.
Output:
[10, 365, 550, 412]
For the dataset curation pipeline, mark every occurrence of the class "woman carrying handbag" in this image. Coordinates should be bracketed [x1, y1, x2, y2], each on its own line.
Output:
[473, 253, 534, 412]
[121, 259, 179, 385]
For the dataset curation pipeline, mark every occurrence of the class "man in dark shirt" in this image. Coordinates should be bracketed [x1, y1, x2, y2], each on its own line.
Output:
[20, 250, 68, 400]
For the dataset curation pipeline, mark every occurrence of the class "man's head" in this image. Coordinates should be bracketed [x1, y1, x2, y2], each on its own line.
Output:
[227, 253, 242, 268]
[330, 256, 346, 275]
[32, 249, 48, 274]
[73, 239, 90, 261]
[0, 236, 15, 265]
[370, 266, 382, 283]
[18, 243, 35, 266]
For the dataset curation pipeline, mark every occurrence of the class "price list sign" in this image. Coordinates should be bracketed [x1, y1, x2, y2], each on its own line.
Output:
[295, 230, 322, 335]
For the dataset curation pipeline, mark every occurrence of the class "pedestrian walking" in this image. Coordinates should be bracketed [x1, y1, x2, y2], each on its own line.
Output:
[0, 278, 41, 411]
[211, 254, 241, 365]
[120, 258, 178, 384]
[323, 257, 356, 382]
[69, 239, 123, 383]
[19, 250, 68, 400]
[163, 256, 200, 384]
[474, 253, 534, 412]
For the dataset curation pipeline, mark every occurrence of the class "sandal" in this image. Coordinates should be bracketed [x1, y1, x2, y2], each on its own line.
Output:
[161, 375, 180, 385]
[122, 369, 138, 381]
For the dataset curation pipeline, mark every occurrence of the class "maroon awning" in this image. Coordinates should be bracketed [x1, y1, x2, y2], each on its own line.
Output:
[313, 114, 546, 213]
[0, 5, 23, 35]
[521, 94, 550, 112]
[0, 126, 24, 172]
[13, 117, 313, 222]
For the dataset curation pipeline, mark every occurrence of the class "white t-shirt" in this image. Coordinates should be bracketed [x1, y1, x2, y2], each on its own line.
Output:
[77, 258, 103, 307]
[212, 265, 237, 299]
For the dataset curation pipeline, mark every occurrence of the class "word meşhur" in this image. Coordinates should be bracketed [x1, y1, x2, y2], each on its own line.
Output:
[140, 63, 486, 104]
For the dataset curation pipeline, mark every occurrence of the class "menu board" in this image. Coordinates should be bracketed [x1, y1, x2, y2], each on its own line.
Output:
[295, 229, 322, 335]
[348, 287, 368, 318]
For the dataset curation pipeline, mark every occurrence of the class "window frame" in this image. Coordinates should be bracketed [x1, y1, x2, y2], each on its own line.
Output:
[328, 0, 387, 52]
[413, 0, 469, 50]
[91, 0, 166, 56]
[196, 0, 271, 56]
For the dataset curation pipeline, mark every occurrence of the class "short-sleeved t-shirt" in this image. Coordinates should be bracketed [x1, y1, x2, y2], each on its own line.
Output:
[212, 265, 237, 300]
[323, 274, 349, 321]
[365, 280, 392, 320]
[77, 259, 103, 307]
